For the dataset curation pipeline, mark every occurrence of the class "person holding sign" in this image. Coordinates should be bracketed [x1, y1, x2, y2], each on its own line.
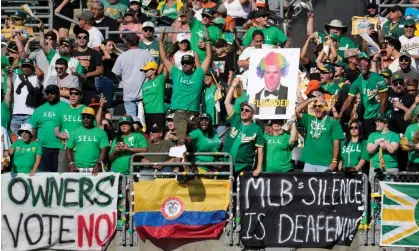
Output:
[263, 119, 298, 173]
[109, 115, 148, 175]
[254, 52, 289, 116]
[222, 78, 264, 176]
[296, 98, 345, 172]
[66, 107, 109, 175]
[340, 120, 369, 171]
[8, 123, 42, 175]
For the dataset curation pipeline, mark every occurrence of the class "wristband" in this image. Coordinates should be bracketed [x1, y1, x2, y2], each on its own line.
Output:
[69, 162, 74, 166]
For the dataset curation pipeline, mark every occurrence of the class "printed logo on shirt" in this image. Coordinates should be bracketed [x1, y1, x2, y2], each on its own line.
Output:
[342, 144, 362, 154]
[212, 61, 226, 75]
[43, 111, 57, 118]
[267, 139, 282, 144]
[143, 82, 157, 91]
[239, 132, 256, 143]
[77, 135, 98, 142]
[106, 7, 119, 17]
[63, 115, 82, 122]
[339, 44, 349, 51]
[127, 136, 135, 146]
[75, 55, 92, 73]
[179, 77, 193, 85]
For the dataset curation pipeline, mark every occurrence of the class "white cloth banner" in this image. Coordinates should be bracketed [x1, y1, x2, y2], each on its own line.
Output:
[247, 48, 300, 120]
[1, 173, 120, 251]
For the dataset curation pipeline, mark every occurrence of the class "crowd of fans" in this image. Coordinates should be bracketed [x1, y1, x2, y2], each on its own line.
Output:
[1, 0, 419, 184]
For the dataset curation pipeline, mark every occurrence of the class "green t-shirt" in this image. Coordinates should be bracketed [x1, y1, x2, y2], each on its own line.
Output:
[55, 104, 87, 147]
[138, 40, 160, 64]
[243, 26, 288, 46]
[321, 82, 341, 96]
[110, 133, 147, 175]
[170, 66, 204, 112]
[382, 20, 406, 38]
[11, 140, 42, 173]
[46, 50, 84, 74]
[30, 101, 68, 149]
[340, 140, 369, 168]
[204, 85, 217, 125]
[222, 112, 264, 171]
[405, 123, 419, 164]
[66, 126, 110, 169]
[317, 33, 357, 61]
[349, 72, 388, 119]
[300, 114, 345, 166]
[103, 0, 128, 19]
[367, 131, 400, 169]
[264, 133, 294, 172]
[189, 18, 221, 63]
[142, 74, 165, 114]
[189, 128, 220, 169]
[1, 101, 11, 132]
[160, 2, 178, 20]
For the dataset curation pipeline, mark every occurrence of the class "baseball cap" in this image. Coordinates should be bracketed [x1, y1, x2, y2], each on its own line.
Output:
[124, 8, 135, 16]
[20, 58, 35, 67]
[240, 102, 254, 112]
[141, 61, 158, 71]
[199, 113, 211, 120]
[374, 113, 389, 122]
[254, 9, 269, 18]
[79, 10, 94, 21]
[18, 123, 33, 136]
[176, 33, 189, 43]
[142, 21, 155, 29]
[379, 68, 392, 78]
[392, 73, 404, 82]
[400, 51, 411, 59]
[181, 54, 194, 64]
[390, 5, 404, 15]
[45, 84, 60, 94]
[130, 0, 140, 3]
[214, 39, 227, 48]
[150, 124, 163, 133]
[344, 48, 361, 59]
[166, 113, 174, 120]
[59, 38, 73, 47]
[217, 4, 227, 14]
[318, 64, 335, 74]
[202, 8, 214, 17]
[404, 19, 416, 27]
[367, 2, 378, 9]
[334, 61, 345, 67]
[119, 115, 134, 125]
[11, 11, 26, 20]
[81, 107, 96, 116]
[69, 86, 83, 93]
[304, 80, 321, 95]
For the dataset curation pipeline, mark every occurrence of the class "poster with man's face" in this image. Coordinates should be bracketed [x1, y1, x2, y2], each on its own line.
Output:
[247, 48, 300, 120]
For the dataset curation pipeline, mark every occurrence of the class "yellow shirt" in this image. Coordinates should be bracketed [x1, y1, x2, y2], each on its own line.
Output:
[1, 25, 34, 41]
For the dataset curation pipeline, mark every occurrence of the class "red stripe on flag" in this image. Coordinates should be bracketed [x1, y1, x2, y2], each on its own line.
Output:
[136, 222, 226, 240]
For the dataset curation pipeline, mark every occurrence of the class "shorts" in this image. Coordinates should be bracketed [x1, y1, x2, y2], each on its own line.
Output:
[173, 110, 197, 140]
[53, 6, 75, 30]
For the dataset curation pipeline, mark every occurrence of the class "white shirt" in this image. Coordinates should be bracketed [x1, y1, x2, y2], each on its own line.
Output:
[257, 87, 280, 116]
[12, 73, 42, 115]
[87, 26, 104, 49]
[399, 35, 419, 66]
[224, 0, 251, 19]
[389, 56, 418, 73]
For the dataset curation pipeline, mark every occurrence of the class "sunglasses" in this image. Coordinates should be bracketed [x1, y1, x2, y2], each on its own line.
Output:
[350, 126, 359, 130]
[241, 108, 252, 113]
[82, 115, 94, 120]
[46, 91, 58, 95]
[181, 62, 193, 66]
[20, 64, 33, 68]
[312, 105, 324, 109]
[405, 25, 415, 29]
[392, 81, 404, 86]
[77, 35, 88, 40]
[69, 91, 81, 96]
[60, 43, 70, 48]
[55, 67, 65, 71]
[143, 28, 154, 32]
[400, 58, 410, 63]
[201, 14, 211, 19]
[407, 89, 417, 93]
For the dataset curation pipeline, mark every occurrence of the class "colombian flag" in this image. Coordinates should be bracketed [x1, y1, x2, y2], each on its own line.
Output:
[133, 179, 231, 240]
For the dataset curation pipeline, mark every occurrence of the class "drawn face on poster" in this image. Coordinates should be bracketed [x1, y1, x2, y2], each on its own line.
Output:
[247, 49, 300, 120]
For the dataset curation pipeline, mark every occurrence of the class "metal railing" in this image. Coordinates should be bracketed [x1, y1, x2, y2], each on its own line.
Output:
[128, 152, 234, 246]
[1, 0, 54, 29]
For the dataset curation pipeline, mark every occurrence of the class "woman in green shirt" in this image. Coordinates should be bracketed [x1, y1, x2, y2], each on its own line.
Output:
[340, 120, 369, 172]
[186, 113, 221, 174]
[109, 116, 148, 175]
[404, 117, 419, 171]
[8, 124, 42, 175]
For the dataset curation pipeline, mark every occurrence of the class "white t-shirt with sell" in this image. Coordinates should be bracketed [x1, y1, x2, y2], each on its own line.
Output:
[12, 73, 42, 115]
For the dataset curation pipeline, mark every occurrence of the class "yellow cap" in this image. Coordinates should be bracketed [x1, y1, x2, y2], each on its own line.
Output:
[81, 107, 95, 116]
[141, 61, 158, 71]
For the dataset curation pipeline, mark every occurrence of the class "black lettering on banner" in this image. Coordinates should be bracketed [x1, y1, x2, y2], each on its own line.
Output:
[48, 177, 65, 206]
[24, 214, 44, 245]
[95, 175, 116, 207]
[8, 177, 30, 205]
[29, 179, 50, 207]
[79, 177, 94, 207]
[3, 213, 23, 247]
[42, 214, 60, 245]
[59, 215, 75, 244]
[239, 173, 364, 248]
[63, 178, 79, 207]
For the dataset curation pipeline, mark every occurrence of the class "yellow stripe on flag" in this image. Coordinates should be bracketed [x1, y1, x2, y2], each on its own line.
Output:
[382, 225, 419, 245]
[134, 179, 231, 212]
[383, 189, 414, 206]
[382, 208, 415, 223]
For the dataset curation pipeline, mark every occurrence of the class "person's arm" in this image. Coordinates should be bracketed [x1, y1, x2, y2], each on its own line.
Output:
[288, 121, 298, 146]
[5, 71, 13, 107]
[379, 91, 388, 114]
[306, 11, 315, 36]
[338, 95, 355, 119]
[96, 96, 107, 128]
[355, 159, 366, 172]
[92, 147, 109, 175]
[125, 145, 148, 153]
[224, 78, 237, 116]
[34, 65, 44, 82]
[371, 51, 381, 73]
[54, 126, 69, 140]
[38, 22, 51, 55]
[227, 70, 234, 87]
[404, 96, 419, 121]
[329, 42, 337, 63]
[253, 147, 263, 177]
[87, 65, 103, 78]
[66, 147, 76, 172]
[316, 50, 326, 68]
[380, 140, 399, 154]
[54, 0, 70, 14]
[29, 155, 42, 176]
[24, 37, 36, 56]
[194, 52, 201, 68]
[295, 97, 314, 119]
[14, 33, 27, 59]
[300, 35, 314, 65]
[159, 29, 173, 74]
[200, 26, 212, 73]
[329, 140, 340, 171]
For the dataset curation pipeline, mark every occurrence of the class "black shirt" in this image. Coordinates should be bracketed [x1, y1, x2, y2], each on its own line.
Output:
[211, 54, 235, 84]
[101, 52, 118, 82]
[388, 89, 415, 133]
[345, 67, 361, 83]
[73, 48, 102, 90]
[303, 60, 320, 81]
[93, 16, 119, 41]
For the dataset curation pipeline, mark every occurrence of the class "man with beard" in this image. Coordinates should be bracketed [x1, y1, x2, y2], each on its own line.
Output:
[394, 52, 419, 80]
[399, 19, 419, 66]
[72, 29, 103, 105]
[30, 85, 67, 172]
[45, 58, 79, 103]
[296, 97, 344, 172]
[386, 38, 418, 72]
[338, 57, 388, 136]
[66, 107, 109, 175]
[54, 86, 87, 172]
[39, 22, 84, 84]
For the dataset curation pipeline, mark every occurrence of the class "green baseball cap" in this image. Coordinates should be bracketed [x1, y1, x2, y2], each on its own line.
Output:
[374, 113, 390, 122]
[379, 68, 392, 78]
[119, 115, 134, 125]
[392, 73, 404, 82]
[404, 19, 416, 27]
[11, 11, 27, 21]
[318, 64, 335, 74]
[334, 61, 345, 67]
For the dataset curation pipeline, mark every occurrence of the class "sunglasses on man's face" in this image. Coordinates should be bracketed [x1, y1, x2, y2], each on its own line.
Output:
[77, 35, 88, 40]
[201, 15, 211, 19]
[312, 105, 324, 109]
[69, 91, 80, 96]
[400, 58, 410, 63]
[407, 89, 417, 93]
[60, 43, 70, 48]
[55, 66, 65, 71]
[46, 91, 58, 95]
[82, 115, 94, 120]
[143, 28, 154, 33]
[405, 25, 415, 29]
[241, 108, 252, 113]
[392, 81, 404, 86]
